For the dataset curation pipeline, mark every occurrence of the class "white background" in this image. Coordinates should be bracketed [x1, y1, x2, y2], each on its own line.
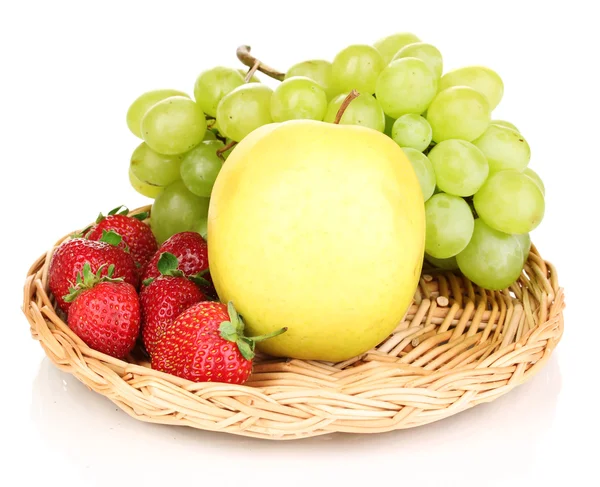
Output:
[2, 1, 598, 486]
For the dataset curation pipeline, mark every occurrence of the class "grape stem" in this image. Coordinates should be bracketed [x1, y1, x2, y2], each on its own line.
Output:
[217, 140, 237, 160]
[236, 45, 285, 82]
[334, 90, 360, 124]
[245, 59, 261, 83]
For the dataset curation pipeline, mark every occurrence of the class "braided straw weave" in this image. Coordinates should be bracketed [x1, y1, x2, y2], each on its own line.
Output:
[22, 206, 565, 440]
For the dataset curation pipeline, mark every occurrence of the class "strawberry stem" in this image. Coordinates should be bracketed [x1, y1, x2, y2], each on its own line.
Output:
[219, 301, 287, 360]
[63, 263, 123, 302]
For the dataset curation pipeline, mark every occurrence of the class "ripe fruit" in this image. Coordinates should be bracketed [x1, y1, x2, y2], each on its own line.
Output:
[140, 252, 206, 356]
[207, 120, 425, 362]
[85, 206, 158, 268]
[65, 263, 141, 359]
[49, 234, 138, 313]
[152, 301, 286, 384]
[141, 231, 209, 283]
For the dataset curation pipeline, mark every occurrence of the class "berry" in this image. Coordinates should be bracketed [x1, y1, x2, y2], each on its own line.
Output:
[141, 231, 209, 284]
[86, 206, 158, 268]
[65, 263, 141, 359]
[140, 252, 205, 356]
[48, 234, 138, 313]
[152, 301, 286, 384]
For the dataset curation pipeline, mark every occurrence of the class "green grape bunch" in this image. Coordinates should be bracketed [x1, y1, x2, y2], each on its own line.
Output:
[123, 35, 546, 292]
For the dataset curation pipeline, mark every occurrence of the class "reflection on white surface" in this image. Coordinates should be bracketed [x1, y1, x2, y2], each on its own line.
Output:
[31, 354, 562, 487]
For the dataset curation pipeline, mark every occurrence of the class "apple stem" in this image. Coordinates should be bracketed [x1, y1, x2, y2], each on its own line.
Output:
[217, 140, 237, 160]
[334, 90, 360, 124]
[236, 45, 285, 82]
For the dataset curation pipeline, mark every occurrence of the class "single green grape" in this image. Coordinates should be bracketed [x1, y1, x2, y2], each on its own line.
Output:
[491, 120, 519, 133]
[203, 130, 217, 141]
[392, 42, 443, 79]
[401, 148, 436, 201]
[193, 67, 245, 118]
[150, 180, 210, 244]
[323, 92, 385, 132]
[424, 254, 459, 270]
[373, 32, 421, 64]
[375, 58, 438, 118]
[180, 140, 224, 198]
[425, 193, 475, 259]
[523, 167, 545, 196]
[141, 97, 206, 155]
[426, 86, 491, 142]
[439, 66, 504, 110]
[472, 124, 530, 173]
[270, 76, 328, 122]
[331, 45, 385, 95]
[128, 167, 163, 199]
[391, 114, 433, 152]
[238, 69, 260, 83]
[126, 89, 189, 139]
[428, 139, 489, 197]
[473, 170, 545, 234]
[515, 232, 532, 265]
[130, 142, 184, 187]
[456, 219, 524, 290]
[286, 60, 336, 99]
[216, 84, 273, 142]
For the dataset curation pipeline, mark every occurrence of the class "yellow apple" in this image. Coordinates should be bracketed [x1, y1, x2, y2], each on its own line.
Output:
[207, 120, 425, 362]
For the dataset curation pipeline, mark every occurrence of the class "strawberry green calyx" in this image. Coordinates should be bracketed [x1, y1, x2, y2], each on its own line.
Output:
[99, 229, 123, 246]
[143, 252, 210, 287]
[219, 301, 287, 360]
[63, 263, 124, 303]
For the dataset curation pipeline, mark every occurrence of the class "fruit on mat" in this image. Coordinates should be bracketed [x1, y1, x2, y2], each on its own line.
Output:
[123, 33, 548, 298]
[193, 66, 245, 118]
[373, 32, 421, 64]
[401, 147, 436, 201]
[391, 114, 432, 152]
[456, 219, 524, 290]
[472, 124, 530, 173]
[376, 57, 438, 118]
[426, 86, 491, 142]
[285, 60, 336, 100]
[141, 96, 207, 155]
[207, 120, 425, 362]
[142, 231, 209, 285]
[180, 140, 225, 198]
[323, 92, 385, 132]
[473, 169, 545, 235]
[424, 193, 474, 259]
[150, 180, 210, 244]
[270, 76, 328, 122]
[130, 142, 185, 190]
[85, 206, 158, 268]
[65, 263, 141, 359]
[126, 89, 189, 139]
[216, 83, 273, 142]
[331, 44, 385, 96]
[140, 252, 206, 356]
[438, 66, 504, 110]
[152, 301, 286, 384]
[427, 139, 489, 197]
[49, 234, 138, 313]
[392, 42, 444, 79]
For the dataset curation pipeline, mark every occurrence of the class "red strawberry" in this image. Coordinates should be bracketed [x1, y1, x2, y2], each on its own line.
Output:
[65, 263, 141, 359]
[152, 301, 286, 384]
[140, 252, 206, 356]
[49, 233, 138, 313]
[86, 206, 158, 268]
[141, 231, 208, 284]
